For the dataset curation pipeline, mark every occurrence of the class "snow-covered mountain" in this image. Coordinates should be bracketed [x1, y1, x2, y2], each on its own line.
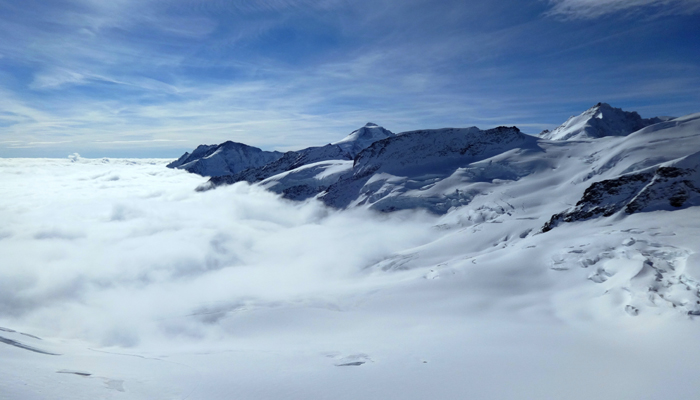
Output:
[320, 126, 539, 212]
[202, 143, 352, 190]
[167, 105, 700, 319]
[174, 105, 698, 220]
[543, 113, 700, 230]
[3, 105, 700, 400]
[167, 141, 283, 177]
[331, 122, 395, 157]
[539, 102, 666, 140]
[193, 123, 394, 190]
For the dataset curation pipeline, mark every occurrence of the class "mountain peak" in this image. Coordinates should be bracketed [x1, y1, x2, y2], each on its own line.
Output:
[167, 141, 283, 177]
[332, 123, 395, 157]
[540, 103, 661, 141]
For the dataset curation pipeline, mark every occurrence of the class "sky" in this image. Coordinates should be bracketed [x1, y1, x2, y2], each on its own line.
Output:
[0, 0, 699, 158]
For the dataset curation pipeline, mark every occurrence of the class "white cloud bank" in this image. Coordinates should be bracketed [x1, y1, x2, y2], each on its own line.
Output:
[546, 0, 700, 18]
[2, 158, 700, 399]
[0, 158, 437, 346]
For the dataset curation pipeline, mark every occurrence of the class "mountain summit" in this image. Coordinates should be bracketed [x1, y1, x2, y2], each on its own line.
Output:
[332, 123, 395, 157]
[540, 103, 665, 141]
[166, 141, 283, 177]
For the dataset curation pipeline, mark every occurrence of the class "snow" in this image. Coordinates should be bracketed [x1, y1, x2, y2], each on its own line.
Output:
[1, 106, 700, 399]
[540, 103, 664, 141]
[1, 155, 699, 399]
[167, 141, 283, 177]
[259, 160, 353, 200]
[192, 124, 394, 193]
[332, 122, 395, 157]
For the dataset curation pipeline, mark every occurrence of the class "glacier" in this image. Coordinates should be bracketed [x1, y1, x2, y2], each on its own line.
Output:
[1, 104, 700, 400]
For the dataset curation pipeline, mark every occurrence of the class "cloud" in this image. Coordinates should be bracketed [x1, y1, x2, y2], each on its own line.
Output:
[29, 69, 88, 90]
[0, 0, 699, 157]
[0, 158, 439, 346]
[545, 0, 700, 19]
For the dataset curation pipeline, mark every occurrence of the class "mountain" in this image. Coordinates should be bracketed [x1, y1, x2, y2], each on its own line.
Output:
[331, 122, 395, 157]
[169, 105, 700, 320]
[320, 126, 539, 212]
[543, 113, 700, 231]
[543, 151, 700, 232]
[194, 123, 394, 191]
[167, 141, 283, 177]
[201, 143, 352, 191]
[170, 106, 700, 223]
[539, 102, 666, 140]
[170, 105, 698, 219]
[5, 106, 700, 399]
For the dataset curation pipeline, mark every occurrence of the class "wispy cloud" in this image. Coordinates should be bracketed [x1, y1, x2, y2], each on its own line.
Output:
[0, 0, 698, 157]
[545, 0, 700, 19]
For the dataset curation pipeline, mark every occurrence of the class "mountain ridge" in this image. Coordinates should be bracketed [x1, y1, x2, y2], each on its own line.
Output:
[539, 102, 666, 141]
[170, 105, 699, 230]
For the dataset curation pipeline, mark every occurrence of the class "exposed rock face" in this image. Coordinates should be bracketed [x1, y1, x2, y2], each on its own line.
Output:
[540, 103, 665, 141]
[543, 152, 700, 232]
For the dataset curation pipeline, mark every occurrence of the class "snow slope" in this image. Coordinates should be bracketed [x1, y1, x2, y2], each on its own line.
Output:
[258, 160, 354, 201]
[196, 123, 393, 191]
[331, 122, 395, 157]
[2, 106, 700, 400]
[1, 157, 700, 400]
[539, 102, 665, 140]
[202, 143, 352, 190]
[320, 125, 539, 212]
[167, 141, 283, 177]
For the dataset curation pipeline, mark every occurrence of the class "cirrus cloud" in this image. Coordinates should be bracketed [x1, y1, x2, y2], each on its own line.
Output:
[546, 0, 700, 19]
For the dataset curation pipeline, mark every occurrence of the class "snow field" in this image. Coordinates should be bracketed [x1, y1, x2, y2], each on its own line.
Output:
[0, 152, 699, 399]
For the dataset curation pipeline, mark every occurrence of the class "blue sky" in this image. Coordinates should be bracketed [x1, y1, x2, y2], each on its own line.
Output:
[0, 0, 699, 158]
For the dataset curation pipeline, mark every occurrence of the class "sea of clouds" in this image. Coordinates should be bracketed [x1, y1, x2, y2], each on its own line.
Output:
[4, 157, 700, 400]
[0, 157, 440, 347]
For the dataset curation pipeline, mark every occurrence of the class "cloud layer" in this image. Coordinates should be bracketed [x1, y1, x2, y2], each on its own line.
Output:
[0, 158, 440, 346]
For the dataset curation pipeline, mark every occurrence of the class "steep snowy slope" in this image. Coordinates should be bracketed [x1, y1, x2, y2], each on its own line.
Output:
[542, 112, 700, 230]
[544, 151, 700, 232]
[167, 144, 216, 169]
[540, 102, 665, 141]
[203, 143, 352, 190]
[167, 141, 283, 177]
[197, 123, 394, 190]
[258, 160, 354, 200]
[320, 126, 540, 212]
[332, 122, 395, 157]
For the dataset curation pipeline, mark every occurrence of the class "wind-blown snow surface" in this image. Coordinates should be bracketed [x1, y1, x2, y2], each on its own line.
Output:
[1, 157, 700, 400]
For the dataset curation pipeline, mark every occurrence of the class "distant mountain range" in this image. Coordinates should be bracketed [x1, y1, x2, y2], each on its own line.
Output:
[169, 103, 699, 232]
[166, 104, 700, 319]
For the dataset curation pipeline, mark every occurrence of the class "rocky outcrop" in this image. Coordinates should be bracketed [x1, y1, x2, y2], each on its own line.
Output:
[543, 152, 700, 232]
